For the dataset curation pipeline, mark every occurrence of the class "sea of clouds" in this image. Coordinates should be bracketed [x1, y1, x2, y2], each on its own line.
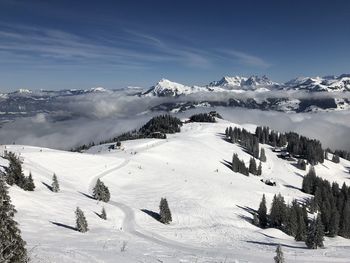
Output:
[0, 90, 350, 151]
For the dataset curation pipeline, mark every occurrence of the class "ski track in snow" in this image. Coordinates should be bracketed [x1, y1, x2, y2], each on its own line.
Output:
[84, 133, 347, 263]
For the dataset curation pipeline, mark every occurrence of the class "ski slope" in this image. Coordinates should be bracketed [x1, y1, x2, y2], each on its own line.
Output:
[3, 119, 350, 262]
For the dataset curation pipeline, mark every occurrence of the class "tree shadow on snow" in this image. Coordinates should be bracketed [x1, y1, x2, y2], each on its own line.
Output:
[141, 209, 161, 221]
[78, 191, 95, 200]
[220, 159, 233, 171]
[236, 205, 257, 225]
[283, 184, 301, 191]
[42, 182, 53, 192]
[246, 240, 306, 249]
[294, 172, 304, 179]
[94, 211, 104, 219]
[50, 221, 77, 231]
[236, 205, 257, 215]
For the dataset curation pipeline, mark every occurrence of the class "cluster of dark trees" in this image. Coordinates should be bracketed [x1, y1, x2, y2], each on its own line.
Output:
[249, 158, 262, 176]
[0, 177, 29, 262]
[139, 115, 182, 136]
[302, 167, 350, 238]
[231, 154, 262, 176]
[227, 125, 348, 167]
[285, 132, 324, 165]
[189, 113, 216, 123]
[2, 152, 35, 191]
[232, 153, 249, 176]
[257, 193, 324, 249]
[225, 126, 260, 158]
[331, 149, 350, 161]
[256, 126, 324, 165]
[73, 115, 183, 152]
[92, 179, 110, 202]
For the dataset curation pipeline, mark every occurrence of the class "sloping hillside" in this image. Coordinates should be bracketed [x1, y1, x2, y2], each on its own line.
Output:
[2, 119, 350, 262]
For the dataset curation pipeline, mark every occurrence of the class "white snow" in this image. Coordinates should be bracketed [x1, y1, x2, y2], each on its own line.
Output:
[3, 120, 350, 262]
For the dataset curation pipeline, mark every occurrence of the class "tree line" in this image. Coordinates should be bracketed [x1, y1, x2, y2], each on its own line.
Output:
[256, 193, 324, 249]
[72, 115, 183, 152]
[189, 113, 216, 123]
[256, 166, 350, 249]
[302, 167, 350, 238]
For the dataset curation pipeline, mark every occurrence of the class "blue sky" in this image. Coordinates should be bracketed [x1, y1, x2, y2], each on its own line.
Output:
[0, 0, 350, 91]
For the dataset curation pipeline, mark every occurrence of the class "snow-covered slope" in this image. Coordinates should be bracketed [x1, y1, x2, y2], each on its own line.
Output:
[3, 120, 350, 262]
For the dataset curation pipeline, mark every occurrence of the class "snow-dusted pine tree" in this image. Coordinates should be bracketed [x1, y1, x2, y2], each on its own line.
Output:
[0, 177, 29, 262]
[258, 194, 268, 228]
[257, 161, 262, 176]
[93, 179, 110, 202]
[306, 215, 324, 249]
[274, 244, 284, 263]
[4, 152, 26, 188]
[52, 173, 60, 193]
[159, 197, 172, 224]
[100, 207, 107, 220]
[249, 158, 257, 175]
[260, 148, 267, 162]
[75, 207, 88, 233]
[24, 172, 35, 191]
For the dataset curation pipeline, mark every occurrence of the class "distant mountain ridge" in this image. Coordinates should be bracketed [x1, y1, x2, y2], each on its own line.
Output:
[1, 74, 350, 122]
[143, 74, 350, 97]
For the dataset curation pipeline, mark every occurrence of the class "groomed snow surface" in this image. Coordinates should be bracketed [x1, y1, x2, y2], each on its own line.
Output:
[3, 120, 350, 262]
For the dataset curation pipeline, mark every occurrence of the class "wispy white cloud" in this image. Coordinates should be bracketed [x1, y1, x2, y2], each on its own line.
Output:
[218, 49, 271, 68]
[0, 24, 213, 69]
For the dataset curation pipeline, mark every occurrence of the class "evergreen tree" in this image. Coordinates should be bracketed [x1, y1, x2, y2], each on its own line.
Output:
[4, 152, 26, 189]
[295, 209, 307, 241]
[0, 178, 29, 262]
[232, 153, 239, 173]
[159, 197, 172, 224]
[339, 202, 350, 238]
[260, 148, 267, 162]
[249, 158, 257, 175]
[258, 194, 268, 228]
[257, 161, 262, 176]
[302, 166, 317, 194]
[52, 173, 60, 193]
[23, 172, 35, 191]
[75, 207, 88, 233]
[92, 179, 110, 202]
[274, 244, 285, 263]
[285, 200, 298, 237]
[328, 204, 340, 237]
[100, 207, 107, 220]
[306, 215, 324, 249]
[270, 194, 287, 229]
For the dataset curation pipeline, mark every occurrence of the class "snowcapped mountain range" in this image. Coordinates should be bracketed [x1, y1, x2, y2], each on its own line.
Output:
[143, 74, 350, 97]
[1, 74, 350, 122]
